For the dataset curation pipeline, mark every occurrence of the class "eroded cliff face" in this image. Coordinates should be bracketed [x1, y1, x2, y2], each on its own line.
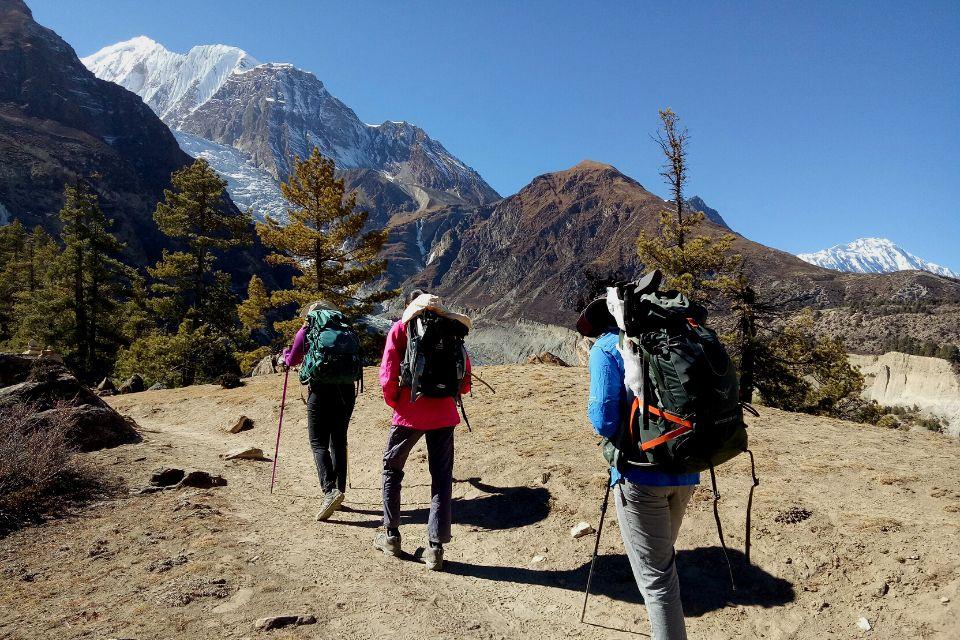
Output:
[850, 352, 960, 436]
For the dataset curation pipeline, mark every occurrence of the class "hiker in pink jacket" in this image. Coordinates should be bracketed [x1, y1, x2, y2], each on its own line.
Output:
[374, 290, 471, 571]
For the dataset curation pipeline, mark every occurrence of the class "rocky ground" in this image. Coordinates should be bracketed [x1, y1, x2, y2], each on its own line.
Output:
[1, 365, 958, 639]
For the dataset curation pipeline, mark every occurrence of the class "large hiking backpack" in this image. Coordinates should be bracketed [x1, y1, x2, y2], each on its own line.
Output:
[400, 310, 469, 402]
[601, 281, 760, 583]
[298, 309, 362, 386]
[606, 288, 749, 475]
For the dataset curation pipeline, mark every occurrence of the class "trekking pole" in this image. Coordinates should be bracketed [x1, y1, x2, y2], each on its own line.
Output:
[470, 371, 496, 394]
[457, 395, 472, 432]
[580, 470, 613, 623]
[269, 368, 290, 494]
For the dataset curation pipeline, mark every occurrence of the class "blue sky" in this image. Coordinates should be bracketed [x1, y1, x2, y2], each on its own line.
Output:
[30, 0, 960, 269]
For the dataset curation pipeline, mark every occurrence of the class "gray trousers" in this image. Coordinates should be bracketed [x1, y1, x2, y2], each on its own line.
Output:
[614, 481, 695, 640]
[382, 425, 455, 544]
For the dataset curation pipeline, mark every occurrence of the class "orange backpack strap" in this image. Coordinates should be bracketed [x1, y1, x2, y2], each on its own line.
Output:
[640, 406, 694, 451]
[627, 396, 640, 444]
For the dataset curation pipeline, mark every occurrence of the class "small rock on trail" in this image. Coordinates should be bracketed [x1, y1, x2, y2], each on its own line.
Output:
[223, 446, 267, 461]
[857, 616, 872, 631]
[228, 415, 254, 434]
[254, 614, 317, 630]
[570, 522, 594, 539]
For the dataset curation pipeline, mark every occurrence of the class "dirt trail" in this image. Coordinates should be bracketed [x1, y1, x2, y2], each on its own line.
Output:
[1, 365, 958, 639]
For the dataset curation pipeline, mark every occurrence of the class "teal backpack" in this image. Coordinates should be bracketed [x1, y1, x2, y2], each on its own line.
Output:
[298, 310, 362, 387]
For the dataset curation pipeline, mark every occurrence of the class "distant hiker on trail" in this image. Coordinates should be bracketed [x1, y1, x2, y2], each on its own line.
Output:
[283, 301, 363, 522]
[375, 290, 472, 571]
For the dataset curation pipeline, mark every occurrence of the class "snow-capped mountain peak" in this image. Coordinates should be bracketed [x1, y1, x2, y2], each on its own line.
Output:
[83, 36, 499, 222]
[82, 37, 259, 125]
[798, 238, 957, 278]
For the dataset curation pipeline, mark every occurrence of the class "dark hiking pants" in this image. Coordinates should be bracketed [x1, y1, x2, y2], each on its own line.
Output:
[305, 382, 355, 495]
[382, 425, 455, 544]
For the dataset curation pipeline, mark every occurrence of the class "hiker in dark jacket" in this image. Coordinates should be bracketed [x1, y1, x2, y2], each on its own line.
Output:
[283, 302, 356, 522]
[374, 290, 471, 571]
[586, 297, 699, 640]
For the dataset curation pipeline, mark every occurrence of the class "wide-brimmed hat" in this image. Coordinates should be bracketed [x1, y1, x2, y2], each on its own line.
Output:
[576, 297, 615, 337]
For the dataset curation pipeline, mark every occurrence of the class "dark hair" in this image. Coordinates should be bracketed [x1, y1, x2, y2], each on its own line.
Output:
[406, 289, 427, 306]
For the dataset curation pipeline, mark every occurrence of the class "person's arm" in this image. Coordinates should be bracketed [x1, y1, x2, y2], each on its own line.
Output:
[379, 322, 405, 408]
[587, 345, 623, 438]
[283, 324, 308, 368]
[459, 352, 472, 395]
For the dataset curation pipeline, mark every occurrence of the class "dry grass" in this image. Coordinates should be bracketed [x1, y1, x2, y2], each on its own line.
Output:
[0, 401, 116, 535]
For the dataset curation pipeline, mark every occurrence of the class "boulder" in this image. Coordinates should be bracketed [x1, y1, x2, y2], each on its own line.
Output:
[117, 374, 145, 394]
[96, 377, 115, 392]
[0, 353, 33, 386]
[228, 416, 254, 434]
[222, 447, 267, 461]
[150, 468, 186, 487]
[527, 352, 569, 367]
[179, 470, 227, 489]
[251, 353, 279, 376]
[0, 361, 140, 451]
[147, 382, 166, 391]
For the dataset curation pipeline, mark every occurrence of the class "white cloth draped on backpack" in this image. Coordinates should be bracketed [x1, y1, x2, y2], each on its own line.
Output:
[400, 294, 472, 331]
[606, 286, 644, 401]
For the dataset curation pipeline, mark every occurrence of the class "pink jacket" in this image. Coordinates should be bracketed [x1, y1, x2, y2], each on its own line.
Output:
[379, 320, 471, 430]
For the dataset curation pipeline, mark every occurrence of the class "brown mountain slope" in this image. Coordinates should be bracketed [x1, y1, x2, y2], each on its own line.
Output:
[399, 160, 958, 325]
[0, 0, 191, 264]
[0, 0, 280, 285]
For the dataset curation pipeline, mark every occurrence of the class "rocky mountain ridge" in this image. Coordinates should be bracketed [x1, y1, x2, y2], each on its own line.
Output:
[83, 37, 499, 221]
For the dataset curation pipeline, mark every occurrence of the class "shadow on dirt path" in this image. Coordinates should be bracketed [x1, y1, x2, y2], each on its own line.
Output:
[332, 478, 552, 531]
[446, 548, 795, 615]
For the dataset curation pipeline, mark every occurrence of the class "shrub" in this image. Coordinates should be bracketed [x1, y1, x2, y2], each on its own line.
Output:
[115, 320, 239, 388]
[0, 402, 114, 535]
[216, 373, 243, 389]
[876, 414, 900, 429]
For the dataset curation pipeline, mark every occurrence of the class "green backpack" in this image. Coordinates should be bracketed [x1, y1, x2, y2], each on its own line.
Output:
[298, 310, 362, 386]
[603, 288, 750, 474]
[601, 282, 760, 583]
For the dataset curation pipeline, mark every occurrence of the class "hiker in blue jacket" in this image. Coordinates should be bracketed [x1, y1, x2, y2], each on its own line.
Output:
[586, 321, 699, 640]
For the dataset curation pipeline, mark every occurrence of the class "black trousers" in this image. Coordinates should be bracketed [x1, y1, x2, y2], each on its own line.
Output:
[305, 382, 355, 494]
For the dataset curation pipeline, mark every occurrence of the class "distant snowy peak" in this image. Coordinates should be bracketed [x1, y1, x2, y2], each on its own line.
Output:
[82, 36, 259, 126]
[798, 238, 957, 278]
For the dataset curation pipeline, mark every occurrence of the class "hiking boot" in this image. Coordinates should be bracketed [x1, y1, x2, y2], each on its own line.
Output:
[374, 530, 401, 557]
[315, 489, 344, 522]
[424, 543, 444, 571]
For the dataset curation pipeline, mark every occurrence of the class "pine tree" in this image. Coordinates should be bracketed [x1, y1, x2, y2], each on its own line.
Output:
[257, 147, 397, 338]
[0, 221, 28, 343]
[236, 275, 275, 373]
[636, 109, 739, 300]
[238, 275, 271, 335]
[1, 224, 61, 348]
[149, 158, 252, 332]
[23, 180, 132, 379]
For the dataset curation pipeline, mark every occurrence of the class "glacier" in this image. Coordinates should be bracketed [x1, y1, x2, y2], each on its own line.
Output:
[173, 132, 288, 222]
